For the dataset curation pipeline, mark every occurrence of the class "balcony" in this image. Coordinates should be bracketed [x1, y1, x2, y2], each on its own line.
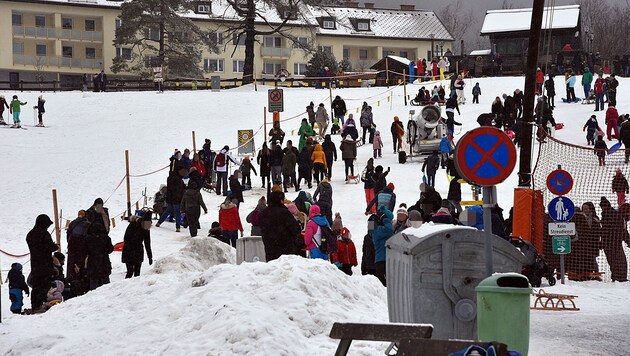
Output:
[260, 46, 292, 58]
[13, 26, 103, 42]
[13, 54, 104, 69]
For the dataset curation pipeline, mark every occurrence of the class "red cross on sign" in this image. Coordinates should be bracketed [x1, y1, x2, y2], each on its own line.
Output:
[268, 89, 284, 112]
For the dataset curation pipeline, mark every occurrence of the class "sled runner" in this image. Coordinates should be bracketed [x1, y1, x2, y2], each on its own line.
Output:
[531, 289, 579, 311]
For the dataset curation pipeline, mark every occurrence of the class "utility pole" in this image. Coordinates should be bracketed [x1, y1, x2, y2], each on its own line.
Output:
[518, 0, 545, 187]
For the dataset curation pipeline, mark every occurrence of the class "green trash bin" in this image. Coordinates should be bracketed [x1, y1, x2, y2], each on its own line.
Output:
[476, 272, 531, 356]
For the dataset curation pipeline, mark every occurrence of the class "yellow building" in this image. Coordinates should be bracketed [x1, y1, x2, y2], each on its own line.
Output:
[0, 0, 452, 88]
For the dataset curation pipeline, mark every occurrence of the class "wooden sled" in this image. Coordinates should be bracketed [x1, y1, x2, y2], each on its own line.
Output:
[567, 271, 603, 281]
[346, 175, 360, 184]
[531, 289, 580, 311]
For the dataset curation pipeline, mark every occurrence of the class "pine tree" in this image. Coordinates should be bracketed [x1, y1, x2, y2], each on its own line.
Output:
[306, 49, 337, 77]
[112, 0, 218, 78]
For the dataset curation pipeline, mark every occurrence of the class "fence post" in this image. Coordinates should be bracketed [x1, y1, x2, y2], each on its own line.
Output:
[192, 131, 197, 153]
[125, 150, 132, 220]
[264, 107, 267, 143]
[385, 57, 389, 88]
[52, 189, 61, 252]
[403, 69, 408, 106]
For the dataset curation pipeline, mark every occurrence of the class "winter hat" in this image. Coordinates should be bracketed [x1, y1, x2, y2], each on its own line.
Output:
[341, 227, 351, 239]
[387, 182, 395, 190]
[11, 262, 22, 271]
[205, 138, 211, 143]
[211, 221, 220, 229]
[287, 203, 298, 215]
[332, 212, 343, 231]
[396, 208, 408, 219]
[394, 116, 400, 121]
[309, 204, 321, 218]
[408, 210, 423, 222]
[94, 198, 104, 205]
[348, 113, 353, 120]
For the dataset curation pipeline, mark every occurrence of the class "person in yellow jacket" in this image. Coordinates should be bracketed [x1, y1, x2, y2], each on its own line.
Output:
[311, 144, 328, 184]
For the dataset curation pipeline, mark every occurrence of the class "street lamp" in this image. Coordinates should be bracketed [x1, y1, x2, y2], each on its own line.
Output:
[439, 41, 444, 57]
[429, 33, 435, 60]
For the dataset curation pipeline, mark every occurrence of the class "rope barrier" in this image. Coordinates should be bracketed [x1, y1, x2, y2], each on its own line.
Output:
[129, 164, 170, 178]
[103, 175, 127, 205]
[0, 248, 30, 258]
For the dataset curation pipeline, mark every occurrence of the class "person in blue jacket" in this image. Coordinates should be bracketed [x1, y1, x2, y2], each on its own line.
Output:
[372, 206, 394, 286]
[8, 263, 29, 314]
[439, 134, 453, 168]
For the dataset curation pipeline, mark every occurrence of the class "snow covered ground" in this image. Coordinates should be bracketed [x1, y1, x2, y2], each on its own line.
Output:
[1, 75, 629, 355]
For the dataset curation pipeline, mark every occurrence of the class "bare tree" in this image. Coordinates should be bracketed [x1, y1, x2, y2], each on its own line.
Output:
[577, 0, 630, 60]
[437, 0, 476, 54]
[33, 56, 45, 90]
[500, 0, 514, 10]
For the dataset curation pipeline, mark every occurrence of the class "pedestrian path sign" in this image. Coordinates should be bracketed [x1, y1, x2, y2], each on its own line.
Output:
[548, 196, 575, 222]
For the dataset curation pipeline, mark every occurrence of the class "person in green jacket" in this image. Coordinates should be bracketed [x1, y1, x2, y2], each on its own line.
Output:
[9, 95, 27, 128]
[582, 67, 594, 100]
[298, 118, 315, 152]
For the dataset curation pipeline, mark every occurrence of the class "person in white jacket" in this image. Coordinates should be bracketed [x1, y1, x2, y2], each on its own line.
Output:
[214, 145, 240, 196]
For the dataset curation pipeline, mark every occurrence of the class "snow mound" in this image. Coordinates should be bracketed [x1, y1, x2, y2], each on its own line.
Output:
[0, 256, 388, 355]
[151, 237, 236, 274]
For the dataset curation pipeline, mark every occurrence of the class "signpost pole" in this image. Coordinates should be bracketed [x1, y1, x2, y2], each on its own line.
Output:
[483, 186, 496, 276]
[263, 107, 267, 143]
[403, 69, 408, 106]
[560, 254, 565, 285]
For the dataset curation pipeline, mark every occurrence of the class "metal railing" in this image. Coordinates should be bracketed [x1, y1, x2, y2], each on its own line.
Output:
[12, 26, 103, 42]
[13, 54, 104, 69]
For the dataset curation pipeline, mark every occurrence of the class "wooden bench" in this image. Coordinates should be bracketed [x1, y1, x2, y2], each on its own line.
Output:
[328, 322, 433, 356]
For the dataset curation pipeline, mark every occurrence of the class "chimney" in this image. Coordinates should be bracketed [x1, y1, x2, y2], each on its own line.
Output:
[400, 4, 415, 11]
[364, 2, 374, 9]
[344, 1, 359, 7]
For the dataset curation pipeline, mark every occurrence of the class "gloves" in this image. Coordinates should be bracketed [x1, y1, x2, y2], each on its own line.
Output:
[26, 291, 30, 296]
[204, 210, 208, 214]
[148, 257, 153, 265]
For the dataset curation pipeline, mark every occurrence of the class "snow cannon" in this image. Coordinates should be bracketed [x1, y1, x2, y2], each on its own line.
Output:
[406, 105, 445, 155]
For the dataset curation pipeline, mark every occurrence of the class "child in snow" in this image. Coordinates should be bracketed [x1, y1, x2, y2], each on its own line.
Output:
[47, 280, 65, 307]
[331, 116, 340, 135]
[9, 95, 27, 128]
[332, 227, 358, 276]
[612, 168, 629, 206]
[8, 263, 29, 314]
[35, 95, 45, 127]
[240, 156, 257, 190]
[208, 221, 229, 245]
[583, 115, 601, 145]
[594, 135, 608, 166]
[372, 130, 383, 158]
[219, 196, 243, 247]
[0, 95, 9, 125]
[438, 134, 452, 168]
[472, 83, 481, 104]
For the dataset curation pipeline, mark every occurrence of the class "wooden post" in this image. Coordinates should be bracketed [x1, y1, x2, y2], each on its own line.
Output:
[125, 150, 132, 220]
[403, 69, 408, 106]
[52, 189, 61, 251]
[385, 57, 390, 87]
[328, 85, 333, 108]
[264, 107, 267, 143]
[192, 130, 197, 153]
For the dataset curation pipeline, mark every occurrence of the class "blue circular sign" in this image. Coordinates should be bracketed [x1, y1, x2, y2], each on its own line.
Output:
[548, 196, 575, 222]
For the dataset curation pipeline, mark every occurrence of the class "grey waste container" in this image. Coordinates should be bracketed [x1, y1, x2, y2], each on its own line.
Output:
[386, 224, 524, 340]
[235, 236, 266, 264]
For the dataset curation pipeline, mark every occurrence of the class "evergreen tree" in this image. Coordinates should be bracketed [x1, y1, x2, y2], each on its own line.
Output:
[305, 49, 337, 77]
[112, 0, 218, 78]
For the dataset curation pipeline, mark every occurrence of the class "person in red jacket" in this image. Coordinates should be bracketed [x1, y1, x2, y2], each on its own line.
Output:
[605, 105, 620, 141]
[219, 196, 243, 247]
[191, 153, 206, 178]
[594, 73, 606, 112]
[535, 68, 544, 94]
[332, 227, 358, 276]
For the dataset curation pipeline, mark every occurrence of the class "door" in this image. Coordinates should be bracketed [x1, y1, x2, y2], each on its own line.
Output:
[9, 72, 19, 89]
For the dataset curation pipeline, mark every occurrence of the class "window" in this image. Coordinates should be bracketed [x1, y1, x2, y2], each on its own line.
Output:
[232, 34, 245, 46]
[319, 46, 332, 54]
[399, 51, 408, 59]
[62, 18, 73, 29]
[283, 10, 296, 20]
[263, 36, 282, 48]
[293, 37, 308, 49]
[116, 47, 131, 60]
[263, 62, 281, 74]
[36, 44, 47, 56]
[145, 28, 160, 41]
[144, 56, 159, 68]
[197, 4, 210, 13]
[35, 15, 46, 28]
[85, 47, 96, 59]
[204, 58, 224, 72]
[233, 60, 245, 72]
[13, 42, 24, 54]
[322, 20, 335, 29]
[62, 46, 73, 58]
[359, 49, 368, 60]
[209, 32, 223, 45]
[357, 21, 369, 31]
[85, 19, 95, 31]
[293, 63, 306, 76]
[343, 48, 349, 60]
[115, 19, 122, 30]
[12, 14, 22, 26]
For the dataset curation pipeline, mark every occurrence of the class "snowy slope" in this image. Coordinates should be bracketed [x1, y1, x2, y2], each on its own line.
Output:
[1, 76, 629, 355]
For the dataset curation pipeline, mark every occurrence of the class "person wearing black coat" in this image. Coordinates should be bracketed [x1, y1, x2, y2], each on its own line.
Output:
[270, 144, 284, 185]
[66, 210, 90, 281]
[297, 146, 313, 189]
[513, 89, 524, 119]
[122, 213, 153, 278]
[181, 180, 208, 236]
[331, 95, 347, 126]
[156, 168, 186, 231]
[322, 134, 337, 179]
[372, 165, 390, 196]
[85, 222, 114, 290]
[361, 214, 378, 276]
[544, 75, 556, 108]
[502, 94, 516, 129]
[187, 167, 204, 191]
[229, 170, 244, 207]
[259, 191, 303, 262]
[599, 197, 628, 282]
[26, 214, 58, 311]
[491, 97, 505, 129]
[257, 143, 271, 188]
[86, 197, 110, 233]
[313, 179, 334, 225]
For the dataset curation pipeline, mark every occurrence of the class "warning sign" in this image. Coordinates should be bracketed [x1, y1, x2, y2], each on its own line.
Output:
[268, 89, 284, 112]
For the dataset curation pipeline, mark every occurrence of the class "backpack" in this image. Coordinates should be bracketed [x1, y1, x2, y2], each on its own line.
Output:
[315, 223, 338, 254]
[215, 152, 226, 167]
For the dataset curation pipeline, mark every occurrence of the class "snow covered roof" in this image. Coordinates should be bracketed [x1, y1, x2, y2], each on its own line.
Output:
[387, 55, 411, 65]
[470, 49, 492, 56]
[481, 5, 580, 35]
[308, 5, 453, 41]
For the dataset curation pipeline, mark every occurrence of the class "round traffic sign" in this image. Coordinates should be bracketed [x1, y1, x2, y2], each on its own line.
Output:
[548, 196, 575, 222]
[454, 127, 517, 186]
[269, 89, 283, 102]
[546, 169, 573, 196]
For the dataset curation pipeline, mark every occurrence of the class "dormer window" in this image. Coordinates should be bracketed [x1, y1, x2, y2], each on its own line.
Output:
[197, 5, 210, 13]
[357, 21, 370, 31]
[323, 20, 335, 29]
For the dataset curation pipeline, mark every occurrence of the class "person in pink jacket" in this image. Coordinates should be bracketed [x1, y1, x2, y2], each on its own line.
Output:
[303, 205, 330, 260]
[372, 130, 383, 158]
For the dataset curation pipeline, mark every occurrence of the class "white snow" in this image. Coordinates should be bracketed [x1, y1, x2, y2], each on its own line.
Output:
[1, 75, 630, 355]
[481, 5, 580, 35]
